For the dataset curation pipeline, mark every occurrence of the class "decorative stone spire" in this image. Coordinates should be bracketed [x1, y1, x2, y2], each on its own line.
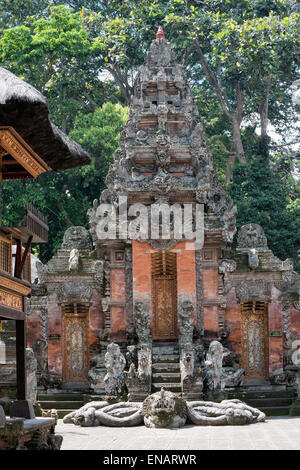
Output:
[89, 30, 237, 244]
[156, 26, 165, 39]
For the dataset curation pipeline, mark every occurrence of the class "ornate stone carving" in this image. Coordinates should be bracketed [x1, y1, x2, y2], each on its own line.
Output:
[87, 353, 106, 394]
[35, 260, 48, 285]
[56, 282, 92, 303]
[134, 302, 151, 344]
[26, 348, 37, 404]
[104, 343, 126, 396]
[32, 338, 47, 373]
[180, 342, 204, 398]
[68, 248, 79, 272]
[126, 345, 138, 369]
[137, 344, 152, 386]
[62, 395, 266, 428]
[88, 367, 106, 394]
[62, 226, 92, 251]
[235, 280, 271, 302]
[187, 399, 265, 425]
[204, 341, 225, 392]
[218, 259, 237, 276]
[269, 370, 296, 387]
[180, 342, 195, 383]
[178, 300, 194, 346]
[142, 389, 187, 429]
[63, 401, 143, 427]
[221, 367, 244, 387]
[237, 224, 268, 249]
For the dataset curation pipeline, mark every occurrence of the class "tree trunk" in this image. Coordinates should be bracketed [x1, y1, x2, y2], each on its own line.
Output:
[225, 150, 237, 184]
[259, 81, 271, 138]
[232, 118, 246, 164]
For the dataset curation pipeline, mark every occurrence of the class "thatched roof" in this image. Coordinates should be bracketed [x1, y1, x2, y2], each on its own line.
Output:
[0, 67, 91, 170]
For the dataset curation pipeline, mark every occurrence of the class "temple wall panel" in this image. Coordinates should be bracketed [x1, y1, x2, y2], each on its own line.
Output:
[88, 290, 103, 356]
[176, 241, 196, 317]
[290, 306, 300, 340]
[203, 305, 218, 337]
[26, 308, 42, 349]
[132, 240, 152, 305]
[224, 289, 242, 359]
[47, 292, 62, 376]
[202, 268, 218, 300]
[111, 269, 126, 301]
[268, 288, 283, 373]
[110, 306, 126, 339]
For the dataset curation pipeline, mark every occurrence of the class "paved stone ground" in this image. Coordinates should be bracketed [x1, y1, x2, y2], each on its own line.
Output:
[56, 416, 300, 450]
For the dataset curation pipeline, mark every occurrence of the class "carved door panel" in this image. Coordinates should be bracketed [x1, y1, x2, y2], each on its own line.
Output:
[151, 251, 178, 340]
[152, 277, 178, 340]
[241, 301, 268, 380]
[62, 303, 89, 384]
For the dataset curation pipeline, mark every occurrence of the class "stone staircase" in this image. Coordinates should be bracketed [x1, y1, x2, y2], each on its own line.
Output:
[37, 391, 85, 419]
[152, 342, 182, 393]
[227, 388, 297, 416]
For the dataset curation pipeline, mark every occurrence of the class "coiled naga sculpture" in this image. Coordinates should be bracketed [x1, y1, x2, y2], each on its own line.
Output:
[63, 389, 266, 429]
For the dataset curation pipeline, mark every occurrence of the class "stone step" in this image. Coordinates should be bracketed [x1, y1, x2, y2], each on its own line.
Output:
[152, 383, 182, 393]
[38, 393, 84, 402]
[246, 397, 294, 407]
[152, 354, 179, 363]
[152, 347, 179, 355]
[152, 373, 181, 384]
[152, 363, 181, 373]
[227, 390, 297, 400]
[38, 400, 84, 410]
[260, 406, 291, 417]
[57, 410, 77, 419]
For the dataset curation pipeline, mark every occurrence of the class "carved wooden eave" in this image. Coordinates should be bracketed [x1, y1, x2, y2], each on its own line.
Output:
[0, 126, 51, 181]
[0, 270, 31, 296]
[0, 270, 31, 320]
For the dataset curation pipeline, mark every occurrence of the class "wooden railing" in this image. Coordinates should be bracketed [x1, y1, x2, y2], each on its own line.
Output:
[0, 234, 12, 275]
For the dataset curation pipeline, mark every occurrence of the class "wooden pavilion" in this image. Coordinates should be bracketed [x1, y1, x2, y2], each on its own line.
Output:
[0, 66, 90, 427]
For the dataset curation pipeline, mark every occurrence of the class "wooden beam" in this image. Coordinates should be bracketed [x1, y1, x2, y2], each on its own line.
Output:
[0, 304, 25, 320]
[0, 127, 51, 178]
[14, 239, 22, 278]
[15, 235, 33, 279]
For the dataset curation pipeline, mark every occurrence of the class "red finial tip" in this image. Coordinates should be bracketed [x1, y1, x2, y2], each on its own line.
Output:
[156, 26, 165, 39]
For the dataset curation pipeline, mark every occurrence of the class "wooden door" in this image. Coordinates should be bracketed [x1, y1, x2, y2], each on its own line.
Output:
[241, 301, 269, 380]
[62, 303, 89, 384]
[151, 251, 178, 340]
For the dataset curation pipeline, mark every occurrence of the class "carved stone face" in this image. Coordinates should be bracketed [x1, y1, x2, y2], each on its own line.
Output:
[179, 300, 194, 318]
[134, 302, 144, 315]
[142, 389, 187, 428]
[62, 226, 92, 250]
[208, 340, 223, 357]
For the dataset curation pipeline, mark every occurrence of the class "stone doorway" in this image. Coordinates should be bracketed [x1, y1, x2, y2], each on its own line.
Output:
[62, 303, 89, 387]
[241, 300, 269, 381]
[151, 251, 178, 340]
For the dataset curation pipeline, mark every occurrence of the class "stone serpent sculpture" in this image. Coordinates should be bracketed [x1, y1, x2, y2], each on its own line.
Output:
[63, 390, 266, 428]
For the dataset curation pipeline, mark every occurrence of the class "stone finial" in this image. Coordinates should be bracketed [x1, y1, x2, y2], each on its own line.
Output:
[156, 26, 165, 39]
[237, 223, 268, 249]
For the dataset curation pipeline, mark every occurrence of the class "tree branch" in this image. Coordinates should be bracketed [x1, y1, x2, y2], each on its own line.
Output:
[272, 152, 300, 171]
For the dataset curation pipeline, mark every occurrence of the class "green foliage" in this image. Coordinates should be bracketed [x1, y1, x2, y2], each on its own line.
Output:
[1, 103, 128, 262]
[0, 0, 298, 269]
[229, 140, 300, 272]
